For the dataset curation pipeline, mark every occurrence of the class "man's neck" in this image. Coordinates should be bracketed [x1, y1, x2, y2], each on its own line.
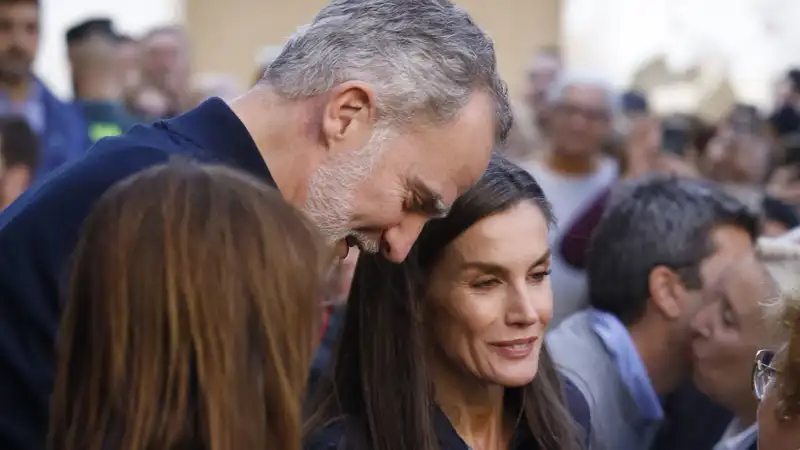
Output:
[628, 320, 684, 396]
[545, 147, 598, 176]
[0, 77, 33, 103]
[228, 86, 321, 208]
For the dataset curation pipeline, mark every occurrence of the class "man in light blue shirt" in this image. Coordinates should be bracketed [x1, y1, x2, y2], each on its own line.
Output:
[547, 176, 758, 450]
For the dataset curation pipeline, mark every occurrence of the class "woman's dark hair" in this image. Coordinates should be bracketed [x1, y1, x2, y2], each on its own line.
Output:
[304, 153, 581, 450]
[49, 162, 329, 450]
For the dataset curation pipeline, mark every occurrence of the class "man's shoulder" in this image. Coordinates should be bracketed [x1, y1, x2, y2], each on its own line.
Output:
[547, 312, 614, 407]
[0, 124, 190, 248]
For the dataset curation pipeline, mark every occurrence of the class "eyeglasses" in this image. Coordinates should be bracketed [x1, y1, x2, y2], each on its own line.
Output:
[753, 349, 779, 400]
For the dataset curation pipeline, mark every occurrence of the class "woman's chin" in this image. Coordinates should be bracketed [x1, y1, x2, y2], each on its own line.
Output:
[490, 368, 539, 388]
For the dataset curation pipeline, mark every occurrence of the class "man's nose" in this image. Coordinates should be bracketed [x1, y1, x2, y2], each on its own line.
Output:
[381, 215, 427, 263]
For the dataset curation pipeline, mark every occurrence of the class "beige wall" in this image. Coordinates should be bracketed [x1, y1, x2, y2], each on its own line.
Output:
[185, 0, 561, 97]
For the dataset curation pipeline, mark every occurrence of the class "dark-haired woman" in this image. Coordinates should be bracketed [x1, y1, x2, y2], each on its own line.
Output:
[304, 153, 589, 450]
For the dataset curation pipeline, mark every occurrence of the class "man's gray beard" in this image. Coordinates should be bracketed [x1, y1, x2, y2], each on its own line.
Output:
[302, 129, 389, 251]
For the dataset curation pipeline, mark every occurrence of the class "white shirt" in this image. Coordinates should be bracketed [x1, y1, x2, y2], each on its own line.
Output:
[713, 419, 758, 450]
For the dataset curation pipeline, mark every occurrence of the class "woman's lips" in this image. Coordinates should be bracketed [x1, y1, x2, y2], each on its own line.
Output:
[488, 337, 538, 359]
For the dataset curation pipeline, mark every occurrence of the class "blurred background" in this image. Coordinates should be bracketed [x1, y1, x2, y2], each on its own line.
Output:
[6, 0, 800, 220]
[40, 0, 800, 117]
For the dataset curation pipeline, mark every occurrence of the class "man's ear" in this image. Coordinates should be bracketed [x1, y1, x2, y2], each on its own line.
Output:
[648, 265, 686, 320]
[321, 81, 377, 153]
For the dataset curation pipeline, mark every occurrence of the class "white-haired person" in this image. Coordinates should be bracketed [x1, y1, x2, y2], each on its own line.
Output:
[516, 73, 620, 325]
[753, 230, 800, 450]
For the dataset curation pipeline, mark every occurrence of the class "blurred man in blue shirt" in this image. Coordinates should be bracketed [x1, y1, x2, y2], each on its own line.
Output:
[0, 0, 87, 178]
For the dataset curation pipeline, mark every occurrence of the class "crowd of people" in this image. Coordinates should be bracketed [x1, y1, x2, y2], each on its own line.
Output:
[0, 0, 221, 210]
[0, 0, 798, 449]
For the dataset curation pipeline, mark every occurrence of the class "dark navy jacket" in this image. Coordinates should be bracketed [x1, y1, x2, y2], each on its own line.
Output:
[35, 80, 91, 179]
[0, 98, 273, 450]
[305, 378, 592, 450]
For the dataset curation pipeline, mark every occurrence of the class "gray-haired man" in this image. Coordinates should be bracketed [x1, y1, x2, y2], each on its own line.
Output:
[0, 1, 510, 448]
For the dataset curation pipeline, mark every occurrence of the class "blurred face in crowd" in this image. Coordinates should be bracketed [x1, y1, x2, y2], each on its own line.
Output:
[68, 36, 121, 94]
[0, 0, 37, 84]
[425, 201, 552, 388]
[691, 255, 769, 417]
[0, 157, 30, 210]
[701, 124, 771, 184]
[548, 84, 610, 158]
[303, 90, 495, 263]
[141, 29, 189, 93]
[757, 344, 800, 450]
[524, 52, 560, 113]
[664, 225, 755, 377]
[117, 39, 141, 91]
[774, 75, 800, 107]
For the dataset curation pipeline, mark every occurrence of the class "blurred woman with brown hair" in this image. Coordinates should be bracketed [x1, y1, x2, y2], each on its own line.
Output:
[753, 231, 800, 450]
[48, 162, 330, 450]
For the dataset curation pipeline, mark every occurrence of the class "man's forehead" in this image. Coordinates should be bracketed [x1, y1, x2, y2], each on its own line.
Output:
[528, 54, 559, 73]
[563, 85, 607, 105]
[716, 256, 762, 296]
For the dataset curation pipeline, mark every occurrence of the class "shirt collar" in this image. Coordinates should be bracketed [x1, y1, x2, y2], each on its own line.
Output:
[713, 419, 758, 450]
[588, 308, 665, 423]
[163, 97, 274, 186]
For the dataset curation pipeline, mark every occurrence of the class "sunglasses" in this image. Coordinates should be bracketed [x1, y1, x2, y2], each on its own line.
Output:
[753, 349, 779, 400]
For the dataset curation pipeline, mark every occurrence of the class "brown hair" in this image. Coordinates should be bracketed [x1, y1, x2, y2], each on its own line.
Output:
[48, 162, 329, 450]
[304, 154, 581, 450]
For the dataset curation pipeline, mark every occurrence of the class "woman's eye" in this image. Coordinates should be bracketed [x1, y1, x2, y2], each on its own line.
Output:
[470, 278, 500, 289]
[528, 269, 552, 284]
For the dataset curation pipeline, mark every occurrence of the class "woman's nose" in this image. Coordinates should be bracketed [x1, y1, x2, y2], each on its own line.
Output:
[506, 287, 541, 326]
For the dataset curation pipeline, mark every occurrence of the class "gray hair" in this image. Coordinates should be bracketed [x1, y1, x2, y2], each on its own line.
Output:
[546, 72, 619, 115]
[263, 0, 511, 144]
